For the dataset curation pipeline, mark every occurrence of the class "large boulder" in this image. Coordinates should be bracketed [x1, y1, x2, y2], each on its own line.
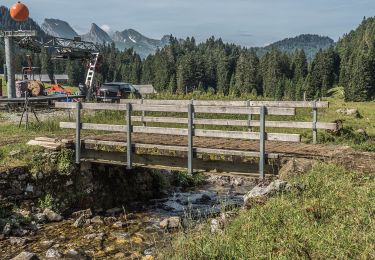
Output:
[336, 108, 361, 118]
[3, 223, 12, 235]
[71, 209, 92, 219]
[10, 237, 29, 246]
[72, 215, 86, 228]
[45, 248, 61, 259]
[243, 180, 290, 208]
[43, 209, 63, 222]
[279, 158, 317, 180]
[11, 252, 39, 260]
[159, 216, 181, 229]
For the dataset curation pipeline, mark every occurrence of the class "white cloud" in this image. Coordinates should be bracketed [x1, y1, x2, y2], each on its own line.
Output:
[100, 24, 111, 33]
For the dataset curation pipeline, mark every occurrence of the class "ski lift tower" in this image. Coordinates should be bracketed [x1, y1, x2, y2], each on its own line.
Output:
[0, 30, 37, 98]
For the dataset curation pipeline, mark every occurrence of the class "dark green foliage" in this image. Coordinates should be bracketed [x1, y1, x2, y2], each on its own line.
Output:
[254, 34, 335, 60]
[306, 48, 340, 99]
[337, 17, 375, 101]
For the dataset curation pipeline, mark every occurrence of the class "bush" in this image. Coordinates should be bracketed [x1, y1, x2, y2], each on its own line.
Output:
[29, 148, 75, 176]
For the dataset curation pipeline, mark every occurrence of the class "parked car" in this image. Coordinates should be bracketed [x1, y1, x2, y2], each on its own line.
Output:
[96, 82, 140, 102]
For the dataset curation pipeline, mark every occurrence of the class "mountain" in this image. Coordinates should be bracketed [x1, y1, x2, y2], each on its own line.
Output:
[81, 23, 113, 44]
[41, 18, 78, 39]
[112, 29, 169, 58]
[254, 34, 335, 60]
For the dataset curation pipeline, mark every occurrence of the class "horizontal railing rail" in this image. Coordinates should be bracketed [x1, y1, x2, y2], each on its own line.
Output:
[55, 102, 296, 116]
[60, 122, 301, 142]
[129, 116, 337, 130]
[119, 99, 329, 108]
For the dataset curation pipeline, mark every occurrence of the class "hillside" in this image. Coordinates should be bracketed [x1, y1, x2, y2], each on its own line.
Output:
[41, 18, 78, 39]
[336, 17, 375, 101]
[254, 34, 335, 60]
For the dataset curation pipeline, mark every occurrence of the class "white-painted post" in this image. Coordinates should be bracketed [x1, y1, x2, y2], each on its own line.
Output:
[126, 103, 133, 169]
[187, 103, 194, 175]
[75, 101, 81, 164]
[312, 100, 317, 144]
[259, 106, 266, 179]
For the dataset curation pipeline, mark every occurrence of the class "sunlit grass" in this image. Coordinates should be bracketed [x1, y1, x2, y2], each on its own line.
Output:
[162, 163, 375, 259]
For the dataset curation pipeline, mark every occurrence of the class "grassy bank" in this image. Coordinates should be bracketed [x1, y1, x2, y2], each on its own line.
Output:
[164, 163, 375, 259]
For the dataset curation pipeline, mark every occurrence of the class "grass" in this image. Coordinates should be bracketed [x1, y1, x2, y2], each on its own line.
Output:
[162, 163, 375, 259]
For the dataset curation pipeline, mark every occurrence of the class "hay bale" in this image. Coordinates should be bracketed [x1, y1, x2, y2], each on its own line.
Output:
[27, 80, 44, 97]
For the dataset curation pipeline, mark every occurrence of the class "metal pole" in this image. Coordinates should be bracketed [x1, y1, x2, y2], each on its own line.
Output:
[259, 106, 266, 179]
[141, 98, 145, 127]
[247, 100, 253, 132]
[25, 92, 28, 129]
[312, 101, 318, 144]
[75, 102, 81, 164]
[188, 103, 194, 175]
[126, 103, 133, 169]
[5, 37, 15, 98]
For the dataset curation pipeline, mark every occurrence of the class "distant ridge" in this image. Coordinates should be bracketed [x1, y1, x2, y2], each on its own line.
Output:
[254, 34, 335, 60]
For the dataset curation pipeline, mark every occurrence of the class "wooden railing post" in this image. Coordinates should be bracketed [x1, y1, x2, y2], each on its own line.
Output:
[126, 103, 133, 169]
[188, 102, 194, 175]
[312, 100, 317, 144]
[141, 97, 146, 127]
[75, 101, 81, 164]
[247, 100, 253, 132]
[259, 106, 266, 179]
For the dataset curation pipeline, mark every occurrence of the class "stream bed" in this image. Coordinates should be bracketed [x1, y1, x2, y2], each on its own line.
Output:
[0, 172, 256, 259]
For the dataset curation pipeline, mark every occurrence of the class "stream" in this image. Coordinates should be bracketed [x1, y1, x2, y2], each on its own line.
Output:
[0, 174, 256, 259]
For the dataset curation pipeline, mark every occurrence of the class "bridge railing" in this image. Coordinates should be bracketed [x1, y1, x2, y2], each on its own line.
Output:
[55, 100, 334, 178]
[120, 99, 333, 143]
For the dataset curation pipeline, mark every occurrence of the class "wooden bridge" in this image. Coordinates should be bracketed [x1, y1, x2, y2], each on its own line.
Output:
[55, 99, 338, 178]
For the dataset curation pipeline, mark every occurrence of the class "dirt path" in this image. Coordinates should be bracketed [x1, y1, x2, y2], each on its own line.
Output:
[85, 133, 375, 174]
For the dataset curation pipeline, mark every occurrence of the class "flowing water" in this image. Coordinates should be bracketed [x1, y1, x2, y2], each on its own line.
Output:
[0, 174, 256, 259]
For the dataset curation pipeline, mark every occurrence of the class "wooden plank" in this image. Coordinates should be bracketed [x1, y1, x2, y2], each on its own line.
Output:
[35, 137, 58, 142]
[248, 101, 328, 108]
[131, 116, 337, 130]
[55, 102, 295, 115]
[133, 126, 188, 136]
[81, 139, 279, 159]
[193, 106, 295, 116]
[194, 129, 301, 142]
[60, 122, 126, 132]
[81, 150, 278, 175]
[60, 122, 300, 142]
[121, 99, 329, 108]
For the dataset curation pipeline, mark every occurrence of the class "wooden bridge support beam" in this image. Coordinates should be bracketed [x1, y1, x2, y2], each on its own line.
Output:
[312, 101, 318, 144]
[126, 103, 133, 169]
[259, 106, 266, 180]
[188, 103, 194, 175]
[75, 101, 81, 164]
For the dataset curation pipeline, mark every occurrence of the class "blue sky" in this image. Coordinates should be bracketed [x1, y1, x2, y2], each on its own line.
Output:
[2, 0, 375, 46]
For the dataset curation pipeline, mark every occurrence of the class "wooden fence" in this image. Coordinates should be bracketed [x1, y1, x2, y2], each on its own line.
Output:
[55, 100, 335, 178]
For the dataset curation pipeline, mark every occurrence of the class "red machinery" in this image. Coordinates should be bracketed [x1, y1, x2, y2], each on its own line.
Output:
[47, 84, 72, 95]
